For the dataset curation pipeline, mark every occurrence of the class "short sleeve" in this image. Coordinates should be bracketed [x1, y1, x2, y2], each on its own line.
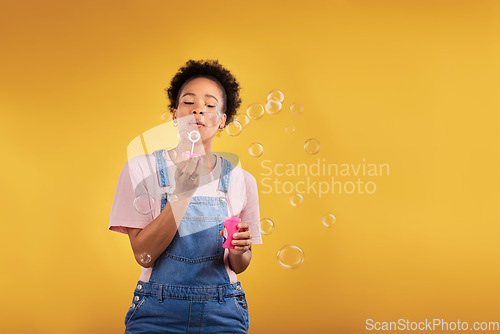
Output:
[239, 171, 263, 245]
[109, 157, 154, 234]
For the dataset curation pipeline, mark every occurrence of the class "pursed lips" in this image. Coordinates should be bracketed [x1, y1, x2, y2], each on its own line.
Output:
[190, 120, 204, 126]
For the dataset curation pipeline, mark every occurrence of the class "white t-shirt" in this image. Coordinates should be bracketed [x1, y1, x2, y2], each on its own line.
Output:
[109, 152, 263, 284]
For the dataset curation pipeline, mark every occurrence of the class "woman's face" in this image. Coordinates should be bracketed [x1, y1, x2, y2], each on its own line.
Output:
[173, 77, 226, 142]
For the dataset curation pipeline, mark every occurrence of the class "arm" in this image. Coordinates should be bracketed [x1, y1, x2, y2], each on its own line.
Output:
[126, 155, 204, 268]
[225, 170, 262, 274]
[222, 222, 253, 274]
[127, 190, 192, 268]
[228, 247, 252, 274]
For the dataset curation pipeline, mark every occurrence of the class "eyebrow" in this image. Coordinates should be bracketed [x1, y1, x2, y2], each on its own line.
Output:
[181, 92, 219, 102]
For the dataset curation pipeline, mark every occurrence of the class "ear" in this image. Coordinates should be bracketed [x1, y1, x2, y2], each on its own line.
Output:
[219, 113, 227, 129]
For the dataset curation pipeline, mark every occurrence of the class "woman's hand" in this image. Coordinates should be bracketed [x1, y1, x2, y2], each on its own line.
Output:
[220, 222, 252, 254]
[173, 155, 202, 196]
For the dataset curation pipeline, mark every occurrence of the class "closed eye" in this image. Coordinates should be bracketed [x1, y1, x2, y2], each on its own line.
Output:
[183, 102, 194, 105]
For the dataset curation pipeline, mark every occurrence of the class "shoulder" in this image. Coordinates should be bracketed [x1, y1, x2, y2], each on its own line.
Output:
[218, 156, 256, 186]
[126, 153, 157, 176]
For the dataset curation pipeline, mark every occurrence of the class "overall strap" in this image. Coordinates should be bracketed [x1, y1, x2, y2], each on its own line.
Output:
[217, 156, 236, 217]
[217, 157, 234, 193]
[153, 149, 171, 187]
[153, 149, 171, 211]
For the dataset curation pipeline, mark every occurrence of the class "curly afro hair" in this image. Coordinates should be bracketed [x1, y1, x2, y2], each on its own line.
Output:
[165, 59, 242, 127]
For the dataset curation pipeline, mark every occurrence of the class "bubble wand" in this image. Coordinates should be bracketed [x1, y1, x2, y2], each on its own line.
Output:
[182, 130, 201, 159]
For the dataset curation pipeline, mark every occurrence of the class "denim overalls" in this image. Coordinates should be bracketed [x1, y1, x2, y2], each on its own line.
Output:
[124, 149, 250, 334]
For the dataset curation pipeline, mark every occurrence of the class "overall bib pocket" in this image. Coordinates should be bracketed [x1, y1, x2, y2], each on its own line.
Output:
[165, 216, 222, 263]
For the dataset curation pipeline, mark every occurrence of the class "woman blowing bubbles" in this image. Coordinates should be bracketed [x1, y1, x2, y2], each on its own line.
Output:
[109, 59, 263, 333]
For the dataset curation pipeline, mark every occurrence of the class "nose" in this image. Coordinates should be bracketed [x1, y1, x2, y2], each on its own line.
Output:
[189, 102, 205, 115]
[187, 103, 206, 124]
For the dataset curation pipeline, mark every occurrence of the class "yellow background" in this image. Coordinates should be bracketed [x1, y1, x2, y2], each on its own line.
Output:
[1, 0, 500, 333]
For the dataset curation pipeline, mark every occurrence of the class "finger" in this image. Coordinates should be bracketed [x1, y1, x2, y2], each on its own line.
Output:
[232, 238, 251, 245]
[183, 156, 200, 178]
[193, 153, 204, 175]
[178, 154, 192, 171]
[232, 239, 251, 246]
[231, 246, 248, 253]
[233, 231, 250, 239]
[237, 222, 249, 230]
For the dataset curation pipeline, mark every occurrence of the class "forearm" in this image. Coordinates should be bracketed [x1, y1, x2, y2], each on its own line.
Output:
[228, 249, 252, 274]
[132, 191, 192, 267]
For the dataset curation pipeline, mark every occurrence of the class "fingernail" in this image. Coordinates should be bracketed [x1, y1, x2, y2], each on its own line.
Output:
[233, 233, 238, 238]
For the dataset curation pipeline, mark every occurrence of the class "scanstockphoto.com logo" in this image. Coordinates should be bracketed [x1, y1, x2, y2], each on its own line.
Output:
[258, 158, 390, 197]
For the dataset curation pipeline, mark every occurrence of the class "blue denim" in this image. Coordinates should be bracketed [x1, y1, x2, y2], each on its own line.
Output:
[124, 149, 249, 333]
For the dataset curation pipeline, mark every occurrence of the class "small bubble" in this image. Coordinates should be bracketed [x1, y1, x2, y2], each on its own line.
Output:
[277, 244, 304, 269]
[163, 149, 177, 160]
[225, 120, 243, 136]
[322, 214, 336, 227]
[168, 194, 178, 203]
[260, 218, 275, 235]
[139, 252, 152, 264]
[235, 113, 250, 128]
[285, 124, 295, 134]
[265, 100, 282, 115]
[133, 193, 155, 215]
[304, 138, 320, 155]
[246, 103, 265, 120]
[248, 142, 264, 157]
[161, 112, 173, 121]
[267, 89, 284, 103]
[289, 193, 304, 207]
[290, 102, 304, 115]
[178, 130, 189, 143]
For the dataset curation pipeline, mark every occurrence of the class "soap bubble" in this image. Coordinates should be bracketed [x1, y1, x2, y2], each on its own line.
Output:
[304, 138, 320, 155]
[202, 104, 221, 127]
[161, 112, 173, 121]
[260, 218, 275, 235]
[163, 149, 177, 160]
[168, 194, 178, 203]
[265, 100, 282, 115]
[290, 102, 304, 115]
[277, 244, 304, 269]
[285, 124, 295, 134]
[133, 193, 155, 215]
[289, 193, 304, 207]
[140, 252, 152, 264]
[225, 120, 242, 136]
[248, 142, 264, 157]
[235, 113, 250, 128]
[178, 130, 189, 143]
[267, 89, 284, 103]
[322, 214, 336, 227]
[246, 103, 265, 120]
